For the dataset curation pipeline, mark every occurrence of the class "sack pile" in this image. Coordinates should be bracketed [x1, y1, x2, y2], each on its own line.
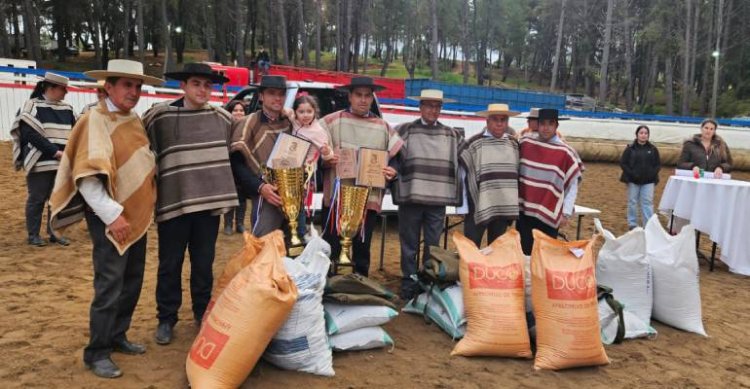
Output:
[324, 274, 399, 351]
[595, 216, 707, 338]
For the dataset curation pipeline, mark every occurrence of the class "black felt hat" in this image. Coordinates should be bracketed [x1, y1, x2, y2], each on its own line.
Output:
[537, 108, 570, 121]
[258, 75, 288, 91]
[164, 62, 230, 84]
[337, 76, 386, 92]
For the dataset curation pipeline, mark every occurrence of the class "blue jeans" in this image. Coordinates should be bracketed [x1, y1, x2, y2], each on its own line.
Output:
[627, 183, 654, 228]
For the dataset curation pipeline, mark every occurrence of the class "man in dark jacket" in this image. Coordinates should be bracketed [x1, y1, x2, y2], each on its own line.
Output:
[620, 125, 661, 229]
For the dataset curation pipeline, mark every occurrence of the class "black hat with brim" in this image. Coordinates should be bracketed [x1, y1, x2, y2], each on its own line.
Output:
[257, 75, 288, 91]
[337, 76, 386, 92]
[538, 108, 570, 121]
[164, 62, 230, 84]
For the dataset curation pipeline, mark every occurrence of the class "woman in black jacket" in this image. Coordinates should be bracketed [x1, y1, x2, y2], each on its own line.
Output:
[620, 125, 661, 229]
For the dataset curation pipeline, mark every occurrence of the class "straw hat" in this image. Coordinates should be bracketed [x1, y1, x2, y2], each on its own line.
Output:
[84, 59, 164, 86]
[407, 89, 456, 103]
[43, 72, 69, 87]
[475, 103, 520, 118]
[521, 107, 541, 119]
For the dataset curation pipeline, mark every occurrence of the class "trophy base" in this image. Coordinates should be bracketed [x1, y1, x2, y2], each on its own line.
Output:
[333, 262, 354, 275]
[287, 244, 305, 257]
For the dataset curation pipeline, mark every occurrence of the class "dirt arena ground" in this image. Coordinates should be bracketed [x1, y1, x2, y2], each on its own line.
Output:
[0, 141, 748, 388]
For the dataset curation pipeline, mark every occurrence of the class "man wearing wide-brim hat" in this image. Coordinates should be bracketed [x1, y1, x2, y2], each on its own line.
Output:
[458, 103, 521, 248]
[319, 76, 404, 275]
[519, 107, 566, 141]
[49, 59, 163, 379]
[230, 75, 293, 238]
[393, 89, 463, 299]
[517, 108, 582, 254]
[142, 62, 239, 346]
[10, 72, 77, 247]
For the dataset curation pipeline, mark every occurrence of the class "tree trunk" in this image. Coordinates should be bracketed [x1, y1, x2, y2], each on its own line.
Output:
[295, 0, 308, 67]
[315, 0, 322, 68]
[342, 0, 353, 71]
[21, 0, 41, 62]
[550, 0, 566, 91]
[711, 0, 725, 117]
[380, 35, 392, 77]
[624, 16, 634, 111]
[681, 0, 692, 116]
[461, 0, 470, 84]
[235, 2, 245, 66]
[598, 0, 614, 104]
[689, 2, 699, 90]
[214, 0, 228, 63]
[137, 0, 145, 63]
[161, 0, 174, 72]
[363, 33, 369, 74]
[430, 0, 439, 80]
[665, 56, 674, 115]
[0, 5, 10, 57]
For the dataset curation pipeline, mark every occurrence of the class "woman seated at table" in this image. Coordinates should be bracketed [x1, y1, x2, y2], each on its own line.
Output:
[677, 118, 733, 178]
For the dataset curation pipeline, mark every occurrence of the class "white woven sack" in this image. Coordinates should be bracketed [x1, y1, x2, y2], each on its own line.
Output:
[263, 237, 334, 376]
[328, 326, 394, 351]
[324, 303, 398, 335]
[645, 215, 707, 336]
[594, 218, 654, 329]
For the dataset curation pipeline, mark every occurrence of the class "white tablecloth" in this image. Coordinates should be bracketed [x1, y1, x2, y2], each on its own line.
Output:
[658, 176, 750, 275]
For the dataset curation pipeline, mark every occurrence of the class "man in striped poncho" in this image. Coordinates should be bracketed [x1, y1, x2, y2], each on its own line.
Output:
[320, 77, 403, 276]
[458, 103, 521, 248]
[10, 72, 76, 246]
[394, 89, 463, 299]
[49, 59, 164, 378]
[518, 109, 582, 255]
[143, 63, 238, 346]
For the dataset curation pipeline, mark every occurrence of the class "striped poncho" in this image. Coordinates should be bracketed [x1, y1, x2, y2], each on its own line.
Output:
[319, 110, 403, 212]
[49, 102, 156, 255]
[459, 131, 520, 226]
[392, 119, 462, 206]
[10, 97, 76, 174]
[230, 111, 292, 175]
[519, 137, 582, 229]
[143, 98, 238, 223]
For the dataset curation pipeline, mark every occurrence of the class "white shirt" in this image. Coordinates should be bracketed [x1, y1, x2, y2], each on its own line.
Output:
[548, 135, 578, 217]
[77, 98, 124, 225]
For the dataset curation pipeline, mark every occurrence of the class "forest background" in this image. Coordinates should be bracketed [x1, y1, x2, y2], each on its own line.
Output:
[3, 0, 749, 117]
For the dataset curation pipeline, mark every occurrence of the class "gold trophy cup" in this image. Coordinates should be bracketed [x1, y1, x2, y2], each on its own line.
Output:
[336, 185, 370, 274]
[271, 166, 306, 256]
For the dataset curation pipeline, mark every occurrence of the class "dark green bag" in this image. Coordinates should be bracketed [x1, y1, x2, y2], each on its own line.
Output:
[597, 285, 625, 344]
[420, 246, 460, 285]
[325, 273, 397, 301]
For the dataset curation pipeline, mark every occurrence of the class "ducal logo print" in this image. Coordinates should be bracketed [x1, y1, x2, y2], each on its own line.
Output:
[189, 322, 230, 369]
[468, 262, 523, 289]
[545, 267, 596, 300]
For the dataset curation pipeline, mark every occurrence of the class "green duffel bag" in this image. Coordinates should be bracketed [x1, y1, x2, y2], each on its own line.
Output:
[323, 293, 398, 310]
[597, 285, 626, 344]
[325, 273, 397, 301]
[420, 246, 460, 284]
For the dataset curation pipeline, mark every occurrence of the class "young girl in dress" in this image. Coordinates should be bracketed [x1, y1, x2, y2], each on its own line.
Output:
[288, 94, 334, 240]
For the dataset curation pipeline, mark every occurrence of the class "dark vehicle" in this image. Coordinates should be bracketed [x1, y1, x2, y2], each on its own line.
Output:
[228, 81, 381, 118]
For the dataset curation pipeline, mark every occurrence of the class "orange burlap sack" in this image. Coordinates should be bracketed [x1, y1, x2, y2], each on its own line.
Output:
[531, 229, 609, 370]
[204, 231, 287, 318]
[186, 231, 298, 389]
[451, 230, 532, 358]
